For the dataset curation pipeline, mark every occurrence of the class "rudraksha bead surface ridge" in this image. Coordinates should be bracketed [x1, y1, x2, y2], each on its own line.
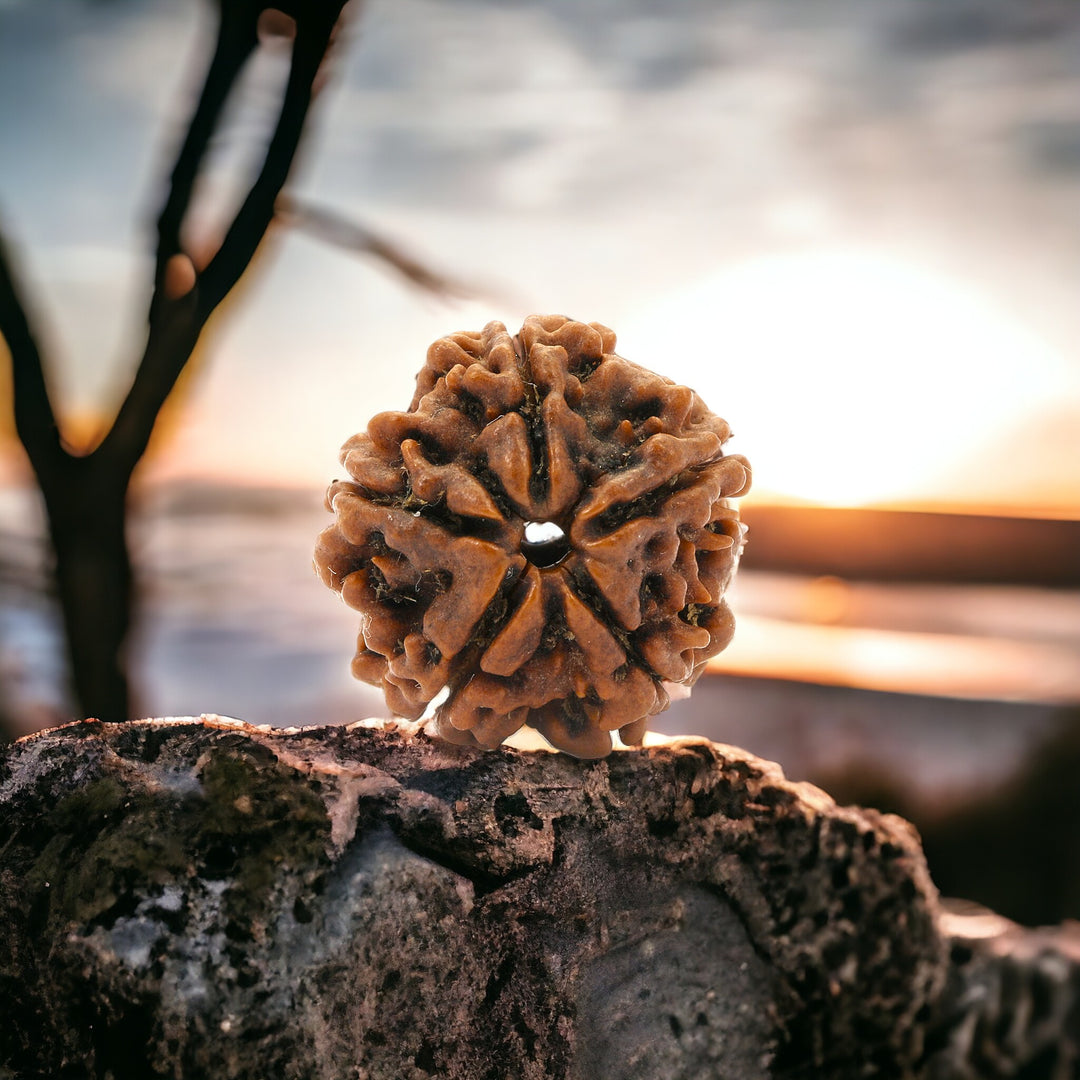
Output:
[315, 315, 751, 757]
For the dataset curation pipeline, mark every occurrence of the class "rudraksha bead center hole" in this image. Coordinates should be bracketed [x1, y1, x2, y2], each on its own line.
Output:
[521, 520, 570, 568]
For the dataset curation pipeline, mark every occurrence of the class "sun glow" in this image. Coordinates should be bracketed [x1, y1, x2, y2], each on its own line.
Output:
[620, 251, 1076, 510]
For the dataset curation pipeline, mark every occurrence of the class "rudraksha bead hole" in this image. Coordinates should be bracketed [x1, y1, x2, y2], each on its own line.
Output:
[521, 520, 570, 568]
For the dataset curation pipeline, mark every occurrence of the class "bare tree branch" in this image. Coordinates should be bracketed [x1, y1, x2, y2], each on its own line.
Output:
[151, 4, 260, 311]
[0, 229, 62, 471]
[277, 195, 475, 300]
[95, 300, 203, 477]
[101, 1, 346, 475]
[198, 6, 342, 316]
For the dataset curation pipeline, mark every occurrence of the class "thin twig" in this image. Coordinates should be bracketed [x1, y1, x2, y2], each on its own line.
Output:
[277, 195, 475, 300]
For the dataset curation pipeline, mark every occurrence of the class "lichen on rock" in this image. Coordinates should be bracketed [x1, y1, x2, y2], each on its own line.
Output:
[315, 315, 751, 756]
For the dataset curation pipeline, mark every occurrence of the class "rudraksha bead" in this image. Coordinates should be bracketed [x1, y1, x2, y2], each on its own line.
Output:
[315, 315, 750, 757]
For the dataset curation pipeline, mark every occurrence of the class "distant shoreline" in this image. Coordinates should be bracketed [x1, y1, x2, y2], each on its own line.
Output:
[4, 478, 1079, 585]
[740, 504, 1080, 586]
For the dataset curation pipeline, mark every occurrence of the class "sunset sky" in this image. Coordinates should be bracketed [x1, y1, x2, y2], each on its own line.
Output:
[2, 0, 1079, 515]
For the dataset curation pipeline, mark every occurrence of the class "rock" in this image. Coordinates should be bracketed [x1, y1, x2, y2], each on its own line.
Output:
[926, 902, 1080, 1079]
[0, 716, 944, 1079]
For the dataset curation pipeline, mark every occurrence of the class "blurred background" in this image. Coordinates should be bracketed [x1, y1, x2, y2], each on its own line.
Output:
[2, 0, 1079, 923]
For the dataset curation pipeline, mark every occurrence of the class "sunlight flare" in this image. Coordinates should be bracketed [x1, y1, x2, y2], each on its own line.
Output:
[621, 251, 1075, 509]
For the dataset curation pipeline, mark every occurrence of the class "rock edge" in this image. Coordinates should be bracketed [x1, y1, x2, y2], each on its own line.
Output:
[0, 716, 1002, 1079]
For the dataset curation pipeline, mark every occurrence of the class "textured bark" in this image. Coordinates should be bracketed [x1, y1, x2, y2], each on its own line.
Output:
[0, 717, 962, 1079]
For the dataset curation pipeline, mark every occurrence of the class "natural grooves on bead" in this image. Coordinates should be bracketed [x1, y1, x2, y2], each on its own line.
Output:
[315, 315, 751, 757]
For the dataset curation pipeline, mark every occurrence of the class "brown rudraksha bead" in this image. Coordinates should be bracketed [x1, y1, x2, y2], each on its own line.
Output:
[314, 314, 751, 757]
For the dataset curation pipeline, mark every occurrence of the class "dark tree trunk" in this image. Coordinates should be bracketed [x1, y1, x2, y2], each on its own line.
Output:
[44, 463, 133, 721]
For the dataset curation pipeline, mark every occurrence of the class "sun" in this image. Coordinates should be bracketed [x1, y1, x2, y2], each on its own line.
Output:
[620, 250, 1074, 510]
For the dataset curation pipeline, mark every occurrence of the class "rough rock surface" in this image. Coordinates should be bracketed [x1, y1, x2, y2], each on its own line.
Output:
[0, 716, 946, 1079]
[925, 903, 1080, 1079]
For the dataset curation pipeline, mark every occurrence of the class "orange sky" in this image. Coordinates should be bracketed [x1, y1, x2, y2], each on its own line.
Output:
[5, 245, 1077, 519]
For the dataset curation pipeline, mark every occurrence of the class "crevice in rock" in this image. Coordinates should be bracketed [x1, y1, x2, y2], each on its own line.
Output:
[391, 823, 540, 897]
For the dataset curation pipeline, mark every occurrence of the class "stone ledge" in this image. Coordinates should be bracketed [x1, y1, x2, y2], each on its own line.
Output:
[0, 716, 973, 1078]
